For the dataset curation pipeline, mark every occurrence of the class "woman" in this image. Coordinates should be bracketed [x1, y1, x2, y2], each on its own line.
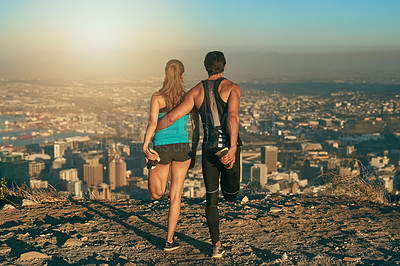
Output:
[142, 59, 199, 251]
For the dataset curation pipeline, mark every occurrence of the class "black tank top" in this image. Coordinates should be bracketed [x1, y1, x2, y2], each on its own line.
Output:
[198, 78, 242, 150]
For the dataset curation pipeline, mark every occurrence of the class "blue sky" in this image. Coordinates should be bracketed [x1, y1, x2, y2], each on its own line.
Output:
[0, 0, 399, 79]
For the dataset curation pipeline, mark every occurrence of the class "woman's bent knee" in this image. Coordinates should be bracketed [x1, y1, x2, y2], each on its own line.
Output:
[150, 191, 165, 200]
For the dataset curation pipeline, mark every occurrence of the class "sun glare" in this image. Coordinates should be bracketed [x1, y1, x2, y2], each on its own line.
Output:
[67, 7, 133, 60]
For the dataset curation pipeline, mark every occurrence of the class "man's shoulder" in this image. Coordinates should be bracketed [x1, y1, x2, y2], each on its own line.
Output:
[187, 82, 203, 95]
[221, 79, 241, 93]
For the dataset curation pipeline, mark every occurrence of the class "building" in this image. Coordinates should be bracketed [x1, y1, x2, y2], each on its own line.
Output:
[126, 141, 146, 177]
[108, 147, 127, 191]
[0, 151, 29, 186]
[83, 158, 103, 188]
[30, 179, 48, 189]
[261, 146, 278, 173]
[59, 168, 78, 181]
[251, 164, 268, 187]
[54, 140, 73, 159]
[97, 183, 111, 200]
[67, 179, 83, 198]
[182, 178, 206, 198]
[29, 161, 45, 177]
[129, 141, 143, 156]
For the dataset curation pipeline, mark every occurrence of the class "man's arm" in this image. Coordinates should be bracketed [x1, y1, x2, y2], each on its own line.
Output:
[189, 108, 200, 169]
[155, 87, 197, 132]
[220, 83, 241, 169]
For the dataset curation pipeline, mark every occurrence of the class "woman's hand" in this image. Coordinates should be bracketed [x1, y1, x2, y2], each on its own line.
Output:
[143, 146, 159, 161]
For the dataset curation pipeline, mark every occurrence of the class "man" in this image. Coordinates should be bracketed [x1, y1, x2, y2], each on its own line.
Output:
[156, 51, 242, 258]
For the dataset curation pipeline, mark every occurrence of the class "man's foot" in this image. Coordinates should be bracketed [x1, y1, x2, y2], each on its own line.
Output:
[212, 244, 225, 258]
[164, 239, 179, 251]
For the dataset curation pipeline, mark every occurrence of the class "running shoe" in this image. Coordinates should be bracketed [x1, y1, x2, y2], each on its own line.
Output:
[212, 245, 225, 258]
[164, 239, 179, 251]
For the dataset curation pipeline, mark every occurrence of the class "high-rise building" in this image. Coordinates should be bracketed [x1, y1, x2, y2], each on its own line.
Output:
[59, 168, 78, 181]
[29, 161, 45, 177]
[251, 164, 268, 187]
[129, 141, 143, 156]
[261, 146, 278, 173]
[108, 146, 127, 190]
[83, 158, 103, 188]
[0, 151, 29, 186]
[67, 179, 83, 198]
[126, 141, 146, 177]
[54, 140, 73, 159]
[96, 183, 111, 200]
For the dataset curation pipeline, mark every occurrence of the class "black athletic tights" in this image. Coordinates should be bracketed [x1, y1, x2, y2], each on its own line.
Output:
[202, 147, 241, 245]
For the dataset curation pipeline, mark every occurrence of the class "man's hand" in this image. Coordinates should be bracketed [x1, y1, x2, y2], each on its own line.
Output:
[189, 151, 196, 169]
[220, 147, 237, 169]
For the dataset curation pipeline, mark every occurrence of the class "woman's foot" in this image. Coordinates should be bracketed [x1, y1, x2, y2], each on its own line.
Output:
[164, 238, 180, 251]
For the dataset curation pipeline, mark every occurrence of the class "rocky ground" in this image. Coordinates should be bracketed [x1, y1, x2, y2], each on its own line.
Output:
[1, 194, 400, 265]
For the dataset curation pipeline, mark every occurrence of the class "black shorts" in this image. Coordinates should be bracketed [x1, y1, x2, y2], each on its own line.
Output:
[154, 143, 191, 165]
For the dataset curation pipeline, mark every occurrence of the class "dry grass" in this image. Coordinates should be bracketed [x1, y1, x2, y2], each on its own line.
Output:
[242, 181, 262, 198]
[0, 178, 66, 206]
[322, 159, 388, 204]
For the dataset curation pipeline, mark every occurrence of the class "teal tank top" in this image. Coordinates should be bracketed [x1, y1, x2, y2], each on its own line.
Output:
[153, 110, 189, 146]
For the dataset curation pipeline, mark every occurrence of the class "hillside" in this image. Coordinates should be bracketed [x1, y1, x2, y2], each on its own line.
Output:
[1, 194, 400, 265]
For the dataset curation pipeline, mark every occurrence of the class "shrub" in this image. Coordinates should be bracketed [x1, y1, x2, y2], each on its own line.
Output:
[0, 178, 65, 206]
[322, 159, 388, 204]
[0, 177, 9, 203]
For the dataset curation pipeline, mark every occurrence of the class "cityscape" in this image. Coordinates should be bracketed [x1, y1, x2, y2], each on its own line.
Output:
[1, 1, 400, 264]
[1, 78, 399, 201]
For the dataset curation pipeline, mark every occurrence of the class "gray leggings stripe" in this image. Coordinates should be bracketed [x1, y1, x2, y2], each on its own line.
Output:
[206, 188, 219, 194]
[222, 190, 239, 195]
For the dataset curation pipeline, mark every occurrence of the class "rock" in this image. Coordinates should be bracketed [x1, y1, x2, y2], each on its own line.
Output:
[241, 196, 249, 204]
[18, 232, 30, 238]
[20, 251, 50, 261]
[63, 238, 83, 247]
[22, 199, 38, 207]
[270, 207, 282, 213]
[35, 236, 47, 246]
[0, 245, 11, 255]
[127, 215, 139, 221]
[192, 249, 200, 254]
[1, 204, 15, 210]
[282, 252, 289, 260]
[80, 236, 88, 242]
[343, 257, 361, 262]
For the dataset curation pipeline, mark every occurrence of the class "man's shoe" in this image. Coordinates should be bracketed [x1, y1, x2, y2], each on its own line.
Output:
[164, 239, 179, 251]
[212, 245, 225, 258]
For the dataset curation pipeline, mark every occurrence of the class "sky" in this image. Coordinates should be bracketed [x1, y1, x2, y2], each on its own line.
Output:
[0, 0, 399, 82]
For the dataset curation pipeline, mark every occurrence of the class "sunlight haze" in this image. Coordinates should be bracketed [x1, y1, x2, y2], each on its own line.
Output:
[1, 0, 399, 82]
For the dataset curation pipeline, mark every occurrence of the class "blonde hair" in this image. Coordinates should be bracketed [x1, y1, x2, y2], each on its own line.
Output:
[158, 59, 185, 112]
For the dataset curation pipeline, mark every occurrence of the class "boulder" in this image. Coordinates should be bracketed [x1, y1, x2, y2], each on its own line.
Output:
[20, 251, 50, 261]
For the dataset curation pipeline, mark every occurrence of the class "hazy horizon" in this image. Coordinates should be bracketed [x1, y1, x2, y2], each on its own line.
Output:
[1, 1, 400, 82]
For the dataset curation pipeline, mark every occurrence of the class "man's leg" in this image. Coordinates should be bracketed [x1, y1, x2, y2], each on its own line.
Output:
[202, 150, 222, 245]
[220, 146, 241, 202]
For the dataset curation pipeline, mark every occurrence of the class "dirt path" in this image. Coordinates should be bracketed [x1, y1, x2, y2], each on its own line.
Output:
[1, 195, 400, 265]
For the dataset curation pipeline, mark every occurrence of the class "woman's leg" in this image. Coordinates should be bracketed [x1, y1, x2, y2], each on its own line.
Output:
[148, 163, 170, 200]
[166, 159, 190, 242]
